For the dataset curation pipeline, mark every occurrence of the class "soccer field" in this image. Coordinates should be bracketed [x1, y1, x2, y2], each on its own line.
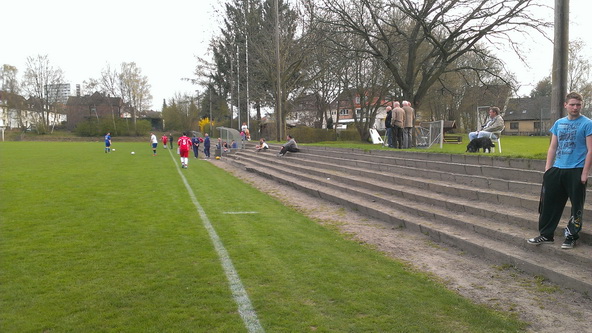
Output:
[0, 141, 526, 332]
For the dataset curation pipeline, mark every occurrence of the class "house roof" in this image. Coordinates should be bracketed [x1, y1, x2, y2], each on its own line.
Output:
[67, 92, 122, 106]
[504, 96, 551, 121]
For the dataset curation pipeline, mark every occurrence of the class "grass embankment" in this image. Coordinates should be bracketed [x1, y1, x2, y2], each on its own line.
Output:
[0, 141, 526, 332]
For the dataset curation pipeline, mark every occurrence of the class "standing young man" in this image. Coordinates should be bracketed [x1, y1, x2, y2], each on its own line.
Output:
[177, 132, 192, 169]
[191, 134, 201, 159]
[203, 133, 211, 159]
[528, 92, 592, 249]
[104, 132, 112, 153]
[150, 132, 158, 156]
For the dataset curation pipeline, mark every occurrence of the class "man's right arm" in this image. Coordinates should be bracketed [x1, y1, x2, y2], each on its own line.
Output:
[545, 134, 558, 171]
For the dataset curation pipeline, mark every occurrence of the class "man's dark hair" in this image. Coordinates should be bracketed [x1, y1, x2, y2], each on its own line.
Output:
[489, 107, 500, 115]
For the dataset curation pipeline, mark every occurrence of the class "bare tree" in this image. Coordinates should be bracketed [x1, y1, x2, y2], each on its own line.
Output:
[318, 0, 550, 113]
[21, 54, 65, 133]
[119, 62, 152, 134]
[568, 39, 591, 98]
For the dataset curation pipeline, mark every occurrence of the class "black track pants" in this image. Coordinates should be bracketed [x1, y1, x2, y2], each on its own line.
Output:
[538, 167, 586, 239]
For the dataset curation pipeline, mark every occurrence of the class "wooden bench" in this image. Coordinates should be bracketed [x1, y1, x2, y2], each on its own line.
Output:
[443, 135, 463, 144]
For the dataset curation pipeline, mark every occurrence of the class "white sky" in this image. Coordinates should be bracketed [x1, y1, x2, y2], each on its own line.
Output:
[2, 0, 591, 109]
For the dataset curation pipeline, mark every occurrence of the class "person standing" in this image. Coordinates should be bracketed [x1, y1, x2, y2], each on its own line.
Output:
[177, 132, 192, 168]
[161, 134, 168, 149]
[191, 134, 201, 159]
[384, 106, 394, 148]
[469, 107, 504, 141]
[104, 132, 112, 153]
[402, 101, 415, 149]
[150, 132, 158, 156]
[392, 102, 405, 149]
[203, 133, 211, 159]
[168, 133, 174, 149]
[527, 92, 592, 249]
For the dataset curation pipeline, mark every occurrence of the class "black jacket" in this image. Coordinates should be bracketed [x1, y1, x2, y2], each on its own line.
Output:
[385, 111, 392, 128]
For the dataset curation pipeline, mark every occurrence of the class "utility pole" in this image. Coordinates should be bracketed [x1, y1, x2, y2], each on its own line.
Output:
[551, 0, 569, 122]
[244, 1, 250, 131]
[275, 0, 283, 141]
[237, 44, 241, 131]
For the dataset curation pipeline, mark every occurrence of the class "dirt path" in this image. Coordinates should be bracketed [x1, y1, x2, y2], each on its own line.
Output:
[213, 160, 592, 332]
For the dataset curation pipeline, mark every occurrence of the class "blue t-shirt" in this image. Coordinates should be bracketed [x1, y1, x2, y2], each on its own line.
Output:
[105, 134, 111, 146]
[550, 115, 592, 168]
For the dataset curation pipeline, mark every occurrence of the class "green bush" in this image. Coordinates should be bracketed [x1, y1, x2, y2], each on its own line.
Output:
[337, 128, 361, 141]
[288, 127, 337, 143]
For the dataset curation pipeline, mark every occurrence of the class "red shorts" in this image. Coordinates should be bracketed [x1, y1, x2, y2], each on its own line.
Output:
[179, 149, 189, 158]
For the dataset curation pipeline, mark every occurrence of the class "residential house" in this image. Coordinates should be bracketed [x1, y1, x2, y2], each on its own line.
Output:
[503, 96, 551, 136]
[65, 92, 125, 130]
[286, 94, 322, 128]
[330, 90, 389, 130]
[0, 90, 66, 130]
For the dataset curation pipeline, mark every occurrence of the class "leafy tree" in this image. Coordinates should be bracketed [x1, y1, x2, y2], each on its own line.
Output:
[0, 64, 26, 129]
[530, 76, 552, 98]
[1, 64, 20, 94]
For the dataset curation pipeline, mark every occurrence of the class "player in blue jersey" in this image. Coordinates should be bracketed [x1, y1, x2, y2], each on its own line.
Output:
[104, 132, 111, 153]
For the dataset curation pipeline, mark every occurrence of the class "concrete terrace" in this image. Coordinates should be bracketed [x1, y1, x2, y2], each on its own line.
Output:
[225, 144, 592, 296]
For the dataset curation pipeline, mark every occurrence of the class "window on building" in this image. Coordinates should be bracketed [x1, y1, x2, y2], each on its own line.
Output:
[510, 122, 519, 130]
[355, 108, 362, 116]
[339, 109, 349, 116]
[534, 121, 541, 129]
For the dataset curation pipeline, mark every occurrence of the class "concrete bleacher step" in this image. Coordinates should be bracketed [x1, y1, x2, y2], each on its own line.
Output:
[233, 148, 592, 293]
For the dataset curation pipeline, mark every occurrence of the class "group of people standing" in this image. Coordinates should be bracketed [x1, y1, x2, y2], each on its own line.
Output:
[385, 101, 415, 149]
[145, 132, 212, 168]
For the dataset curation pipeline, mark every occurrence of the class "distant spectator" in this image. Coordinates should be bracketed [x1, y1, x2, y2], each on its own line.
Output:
[256, 138, 269, 152]
[391, 102, 405, 149]
[191, 134, 201, 158]
[278, 135, 299, 156]
[402, 101, 415, 148]
[203, 133, 211, 159]
[469, 107, 504, 141]
[168, 133, 174, 149]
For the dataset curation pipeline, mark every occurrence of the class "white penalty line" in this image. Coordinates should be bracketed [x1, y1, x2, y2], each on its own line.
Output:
[170, 150, 265, 332]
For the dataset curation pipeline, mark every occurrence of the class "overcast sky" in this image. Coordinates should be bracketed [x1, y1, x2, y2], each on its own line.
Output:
[2, 0, 592, 110]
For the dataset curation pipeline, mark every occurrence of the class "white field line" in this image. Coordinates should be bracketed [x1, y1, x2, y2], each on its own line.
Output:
[169, 150, 265, 332]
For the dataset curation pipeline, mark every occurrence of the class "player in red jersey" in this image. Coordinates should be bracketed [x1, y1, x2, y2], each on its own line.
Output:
[161, 134, 168, 149]
[177, 132, 192, 168]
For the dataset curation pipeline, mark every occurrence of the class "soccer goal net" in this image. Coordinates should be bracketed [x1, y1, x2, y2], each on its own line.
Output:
[415, 120, 444, 149]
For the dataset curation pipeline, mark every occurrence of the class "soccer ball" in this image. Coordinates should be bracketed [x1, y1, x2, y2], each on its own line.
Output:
[112, 149, 116, 151]
[215, 156, 220, 160]
[131, 152, 135, 155]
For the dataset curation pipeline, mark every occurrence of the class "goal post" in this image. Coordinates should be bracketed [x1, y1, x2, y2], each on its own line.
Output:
[415, 120, 444, 149]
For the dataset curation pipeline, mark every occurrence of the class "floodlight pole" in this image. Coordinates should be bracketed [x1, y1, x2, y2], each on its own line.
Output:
[551, 0, 569, 123]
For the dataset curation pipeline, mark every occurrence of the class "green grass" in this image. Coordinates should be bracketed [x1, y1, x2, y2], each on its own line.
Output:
[300, 135, 551, 160]
[0, 142, 526, 332]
